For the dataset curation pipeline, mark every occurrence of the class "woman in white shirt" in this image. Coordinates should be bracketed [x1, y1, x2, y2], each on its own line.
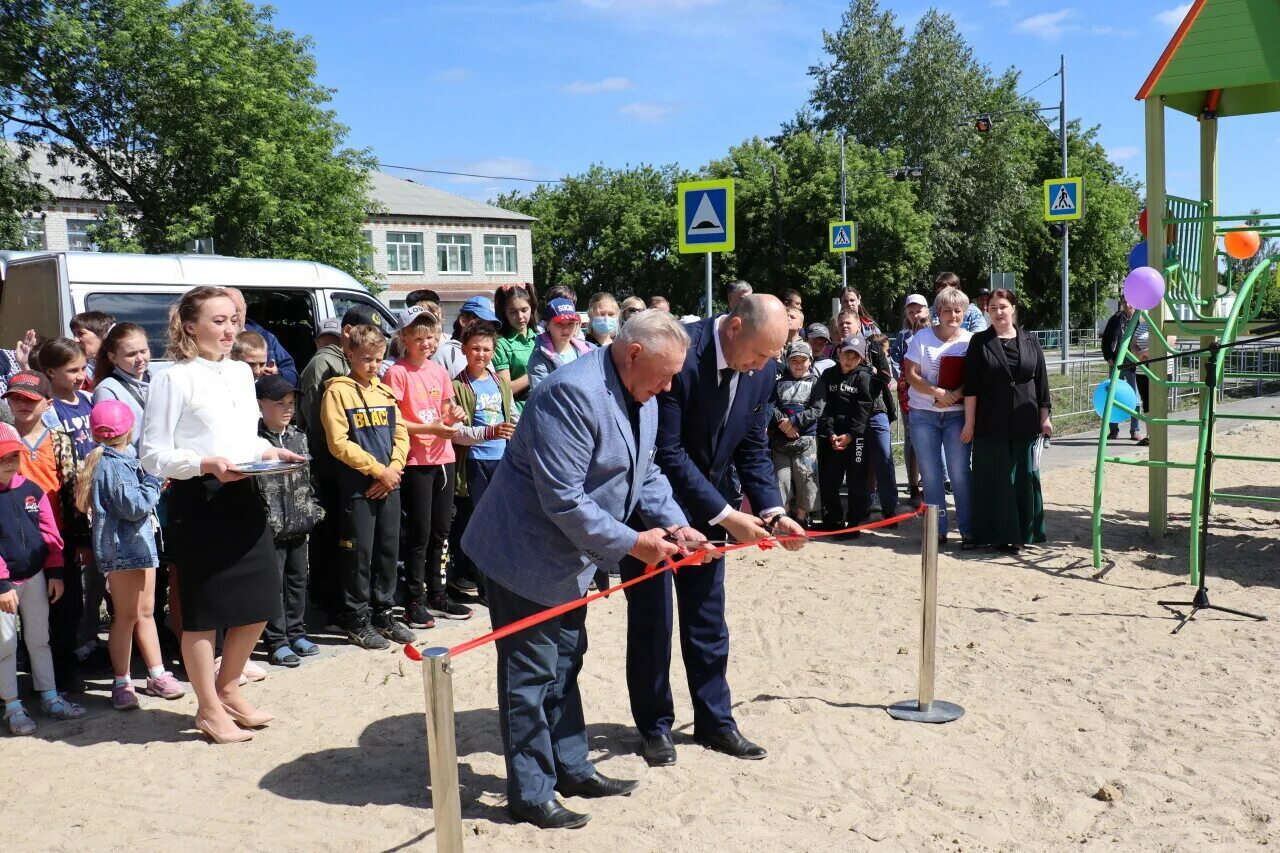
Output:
[141, 286, 302, 744]
[903, 285, 975, 549]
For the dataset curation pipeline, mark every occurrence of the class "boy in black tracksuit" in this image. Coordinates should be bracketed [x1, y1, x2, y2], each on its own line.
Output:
[816, 335, 889, 537]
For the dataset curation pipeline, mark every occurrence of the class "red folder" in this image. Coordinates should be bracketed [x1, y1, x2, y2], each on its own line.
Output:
[937, 354, 966, 391]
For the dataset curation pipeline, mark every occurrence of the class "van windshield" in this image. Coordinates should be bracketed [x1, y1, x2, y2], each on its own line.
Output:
[84, 292, 178, 359]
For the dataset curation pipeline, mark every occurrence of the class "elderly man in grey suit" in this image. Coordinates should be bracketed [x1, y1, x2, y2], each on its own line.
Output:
[462, 310, 711, 831]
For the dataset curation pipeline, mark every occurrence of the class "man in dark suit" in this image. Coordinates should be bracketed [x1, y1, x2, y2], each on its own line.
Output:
[621, 293, 808, 767]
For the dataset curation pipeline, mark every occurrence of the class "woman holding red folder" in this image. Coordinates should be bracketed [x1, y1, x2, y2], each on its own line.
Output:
[903, 286, 975, 548]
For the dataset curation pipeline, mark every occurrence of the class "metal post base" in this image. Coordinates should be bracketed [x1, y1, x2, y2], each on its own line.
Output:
[887, 699, 964, 724]
[1157, 586, 1266, 635]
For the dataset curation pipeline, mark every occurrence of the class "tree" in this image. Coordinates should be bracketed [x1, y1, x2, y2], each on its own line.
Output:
[0, 144, 51, 249]
[0, 0, 377, 283]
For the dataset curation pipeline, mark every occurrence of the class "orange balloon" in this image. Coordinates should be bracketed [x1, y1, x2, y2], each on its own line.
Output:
[1224, 230, 1261, 260]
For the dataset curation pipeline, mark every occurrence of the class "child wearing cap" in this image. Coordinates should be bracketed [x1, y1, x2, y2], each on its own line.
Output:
[526, 298, 591, 390]
[320, 324, 413, 650]
[769, 341, 823, 528]
[0, 421, 86, 734]
[493, 285, 537, 411]
[73, 401, 181, 709]
[255, 375, 325, 667]
[816, 335, 889, 537]
[384, 312, 473, 628]
[806, 323, 835, 374]
[435, 296, 499, 381]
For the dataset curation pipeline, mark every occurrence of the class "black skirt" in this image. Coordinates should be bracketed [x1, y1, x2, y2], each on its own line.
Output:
[167, 475, 281, 632]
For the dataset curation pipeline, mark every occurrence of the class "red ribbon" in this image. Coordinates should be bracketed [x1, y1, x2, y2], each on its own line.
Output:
[402, 505, 926, 660]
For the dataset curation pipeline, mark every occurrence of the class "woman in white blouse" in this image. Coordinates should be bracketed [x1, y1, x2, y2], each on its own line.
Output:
[141, 286, 303, 744]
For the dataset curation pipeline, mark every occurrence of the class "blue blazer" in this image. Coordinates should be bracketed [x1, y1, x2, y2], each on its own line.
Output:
[462, 345, 687, 607]
[656, 317, 785, 526]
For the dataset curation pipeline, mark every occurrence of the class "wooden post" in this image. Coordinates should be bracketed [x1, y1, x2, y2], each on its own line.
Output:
[1145, 96, 1169, 539]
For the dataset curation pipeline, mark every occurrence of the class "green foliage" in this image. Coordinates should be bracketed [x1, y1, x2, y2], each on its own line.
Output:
[0, 0, 377, 285]
[0, 144, 51, 249]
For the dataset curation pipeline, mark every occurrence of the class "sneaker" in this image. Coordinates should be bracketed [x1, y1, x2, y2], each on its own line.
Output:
[404, 599, 436, 630]
[447, 577, 479, 597]
[371, 611, 417, 644]
[241, 661, 268, 682]
[427, 593, 473, 621]
[347, 618, 391, 650]
[1108, 427, 1120, 440]
[212, 656, 249, 687]
[4, 705, 35, 736]
[270, 646, 302, 668]
[112, 683, 140, 710]
[40, 694, 86, 721]
[290, 637, 320, 657]
[144, 671, 185, 699]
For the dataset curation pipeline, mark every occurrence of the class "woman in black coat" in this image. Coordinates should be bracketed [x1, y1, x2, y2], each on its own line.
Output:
[960, 289, 1052, 552]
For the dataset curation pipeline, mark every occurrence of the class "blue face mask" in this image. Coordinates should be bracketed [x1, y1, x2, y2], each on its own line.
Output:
[590, 316, 618, 336]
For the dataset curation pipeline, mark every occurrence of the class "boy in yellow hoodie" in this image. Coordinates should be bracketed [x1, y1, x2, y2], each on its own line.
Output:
[320, 324, 413, 650]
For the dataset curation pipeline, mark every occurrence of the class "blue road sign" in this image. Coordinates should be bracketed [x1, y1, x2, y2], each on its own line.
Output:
[678, 179, 735, 253]
[829, 221, 857, 253]
[1044, 177, 1083, 222]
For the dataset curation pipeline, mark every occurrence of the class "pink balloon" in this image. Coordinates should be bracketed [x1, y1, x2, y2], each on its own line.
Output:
[1123, 266, 1165, 310]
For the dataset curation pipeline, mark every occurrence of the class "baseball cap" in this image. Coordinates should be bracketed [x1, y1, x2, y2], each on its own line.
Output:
[804, 323, 831, 342]
[341, 304, 390, 336]
[90, 399, 135, 441]
[2, 370, 52, 401]
[0, 422, 21, 457]
[315, 317, 341, 338]
[839, 335, 867, 358]
[904, 293, 928, 308]
[543, 298, 579, 324]
[255, 374, 299, 402]
[785, 340, 813, 361]
[978, 288, 992, 296]
[459, 296, 499, 323]
[395, 306, 424, 330]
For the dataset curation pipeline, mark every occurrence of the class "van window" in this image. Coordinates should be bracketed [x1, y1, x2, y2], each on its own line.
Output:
[83, 292, 179, 359]
[330, 293, 397, 334]
[0, 257, 62, 345]
[243, 289, 317, 370]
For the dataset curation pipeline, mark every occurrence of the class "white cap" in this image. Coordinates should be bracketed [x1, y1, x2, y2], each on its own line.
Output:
[316, 317, 341, 337]
[905, 293, 928, 308]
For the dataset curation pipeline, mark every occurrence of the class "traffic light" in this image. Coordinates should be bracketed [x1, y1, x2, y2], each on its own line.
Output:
[974, 114, 993, 133]
[1048, 222, 1066, 239]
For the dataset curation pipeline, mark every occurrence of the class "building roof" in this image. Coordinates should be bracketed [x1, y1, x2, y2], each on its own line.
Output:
[4, 140, 535, 221]
[1136, 0, 1280, 117]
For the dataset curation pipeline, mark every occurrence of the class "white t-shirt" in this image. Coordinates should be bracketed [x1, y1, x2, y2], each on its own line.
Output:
[904, 326, 973, 413]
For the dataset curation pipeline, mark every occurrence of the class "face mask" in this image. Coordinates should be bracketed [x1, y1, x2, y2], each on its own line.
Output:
[590, 316, 618, 336]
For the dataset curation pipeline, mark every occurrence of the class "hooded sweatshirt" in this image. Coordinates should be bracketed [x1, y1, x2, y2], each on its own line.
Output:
[299, 342, 349, 478]
[0, 473, 65, 593]
[319, 374, 409, 499]
[92, 368, 150, 453]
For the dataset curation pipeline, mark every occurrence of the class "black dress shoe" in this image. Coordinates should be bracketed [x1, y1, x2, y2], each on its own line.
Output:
[695, 729, 767, 760]
[641, 733, 677, 767]
[556, 771, 639, 799]
[508, 798, 591, 830]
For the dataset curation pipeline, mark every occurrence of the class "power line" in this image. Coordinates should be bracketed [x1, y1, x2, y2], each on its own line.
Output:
[1018, 70, 1060, 101]
[378, 162, 564, 184]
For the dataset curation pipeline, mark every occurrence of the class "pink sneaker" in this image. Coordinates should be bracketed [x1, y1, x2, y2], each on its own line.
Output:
[144, 671, 186, 700]
[212, 656, 249, 687]
[112, 683, 140, 710]
[241, 661, 267, 682]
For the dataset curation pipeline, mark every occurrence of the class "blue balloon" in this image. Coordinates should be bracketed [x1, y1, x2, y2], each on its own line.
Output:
[1128, 241, 1148, 271]
[1094, 379, 1140, 424]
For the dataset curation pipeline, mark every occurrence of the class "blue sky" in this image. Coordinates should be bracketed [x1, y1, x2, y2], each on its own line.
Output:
[269, 0, 1279, 215]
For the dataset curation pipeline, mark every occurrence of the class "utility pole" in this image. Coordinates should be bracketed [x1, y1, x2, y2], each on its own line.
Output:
[840, 133, 848, 290]
[1059, 53, 1070, 372]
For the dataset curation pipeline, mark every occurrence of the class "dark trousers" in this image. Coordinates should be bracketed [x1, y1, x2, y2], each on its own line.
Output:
[620, 551, 734, 738]
[865, 413, 898, 514]
[338, 490, 401, 623]
[401, 464, 455, 600]
[461, 457, 503, 595]
[263, 535, 310, 650]
[49, 545, 85, 688]
[309, 473, 343, 614]
[819, 435, 871, 525]
[487, 578, 593, 808]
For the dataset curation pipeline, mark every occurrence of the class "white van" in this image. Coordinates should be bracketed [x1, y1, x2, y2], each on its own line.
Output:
[0, 250, 397, 370]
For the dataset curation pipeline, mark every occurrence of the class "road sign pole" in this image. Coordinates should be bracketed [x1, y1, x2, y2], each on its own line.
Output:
[704, 252, 713, 319]
[840, 134, 848, 290]
[1059, 53, 1070, 374]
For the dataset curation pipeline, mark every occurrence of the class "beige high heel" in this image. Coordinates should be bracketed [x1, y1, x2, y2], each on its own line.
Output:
[221, 702, 274, 728]
[195, 715, 253, 744]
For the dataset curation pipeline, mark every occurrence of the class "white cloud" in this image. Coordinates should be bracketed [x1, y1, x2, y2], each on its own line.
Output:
[1155, 3, 1193, 31]
[1014, 9, 1077, 40]
[619, 101, 674, 122]
[1109, 145, 1141, 161]
[432, 67, 470, 83]
[1091, 25, 1135, 37]
[562, 76, 634, 95]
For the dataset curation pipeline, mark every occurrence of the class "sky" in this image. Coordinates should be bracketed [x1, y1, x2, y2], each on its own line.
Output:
[267, 0, 1279, 216]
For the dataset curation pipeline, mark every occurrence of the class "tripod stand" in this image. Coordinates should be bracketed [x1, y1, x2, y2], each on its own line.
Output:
[1139, 334, 1276, 634]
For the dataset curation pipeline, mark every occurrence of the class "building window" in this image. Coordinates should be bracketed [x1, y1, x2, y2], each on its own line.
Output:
[67, 219, 103, 252]
[436, 233, 472, 274]
[484, 234, 517, 273]
[21, 217, 46, 250]
[386, 232, 423, 273]
[358, 229, 375, 269]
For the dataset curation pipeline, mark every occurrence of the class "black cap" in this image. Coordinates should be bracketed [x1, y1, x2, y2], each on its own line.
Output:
[341, 304, 390, 336]
[255, 374, 299, 401]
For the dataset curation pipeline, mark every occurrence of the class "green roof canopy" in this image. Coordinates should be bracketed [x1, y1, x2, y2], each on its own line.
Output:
[1136, 0, 1280, 117]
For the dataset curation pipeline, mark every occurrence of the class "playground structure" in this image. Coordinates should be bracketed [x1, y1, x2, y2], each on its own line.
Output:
[1092, 0, 1280, 584]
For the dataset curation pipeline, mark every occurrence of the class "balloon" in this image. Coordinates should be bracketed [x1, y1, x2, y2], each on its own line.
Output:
[1138, 208, 1147, 237]
[1224, 230, 1260, 260]
[1094, 379, 1140, 424]
[1128, 241, 1147, 271]
[1124, 266, 1165, 310]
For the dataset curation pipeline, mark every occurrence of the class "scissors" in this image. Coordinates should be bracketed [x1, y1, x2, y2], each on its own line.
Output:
[662, 515, 785, 549]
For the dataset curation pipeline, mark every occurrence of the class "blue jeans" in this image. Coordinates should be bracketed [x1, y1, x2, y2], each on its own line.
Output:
[487, 579, 594, 807]
[865, 413, 898, 513]
[909, 409, 973, 537]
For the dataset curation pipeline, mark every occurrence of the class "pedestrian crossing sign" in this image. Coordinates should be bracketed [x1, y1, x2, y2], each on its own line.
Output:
[1044, 177, 1083, 222]
[829, 221, 857, 253]
[678, 179, 735, 253]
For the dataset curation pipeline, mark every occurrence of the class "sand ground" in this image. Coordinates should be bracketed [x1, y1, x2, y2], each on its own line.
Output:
[5, 420, 1280, 852]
